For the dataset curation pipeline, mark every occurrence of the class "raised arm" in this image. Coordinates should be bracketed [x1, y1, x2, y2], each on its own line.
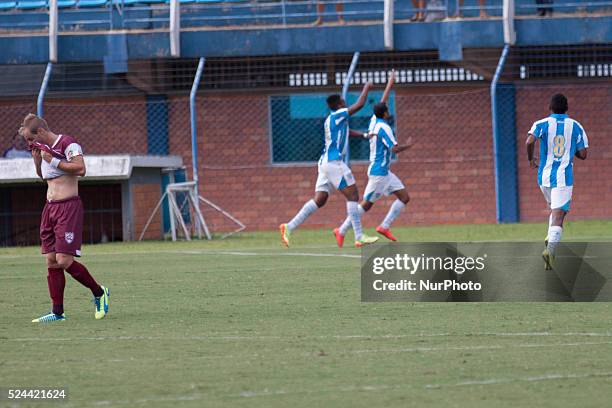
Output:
[347, 81, 373, 116]
[31, 148, 43, 179]
[380, 70, 395, 104]
[526, 134, 537, 168]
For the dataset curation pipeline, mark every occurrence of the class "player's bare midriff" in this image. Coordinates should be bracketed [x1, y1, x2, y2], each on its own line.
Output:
[46, 174, 79, 202]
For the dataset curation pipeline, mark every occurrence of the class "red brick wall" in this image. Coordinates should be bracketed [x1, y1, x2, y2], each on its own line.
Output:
[4, 84, 608, 237]
[0, 100, 35, 156]
[131, 183, 162, 240]
[179, 87, 497, 231]
[515, 84, 612, 221]
[42, 97, 149, 155]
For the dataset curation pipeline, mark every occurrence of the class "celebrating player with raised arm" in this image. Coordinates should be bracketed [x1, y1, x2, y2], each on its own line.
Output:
[280, 81, 380, 248]
[526, 94, 588, 270]
[333, 71, 414, 247]
[20, 114, 110, 323]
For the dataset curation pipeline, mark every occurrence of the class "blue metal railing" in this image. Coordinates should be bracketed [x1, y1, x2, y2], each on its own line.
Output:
[0, 0, 610, 32]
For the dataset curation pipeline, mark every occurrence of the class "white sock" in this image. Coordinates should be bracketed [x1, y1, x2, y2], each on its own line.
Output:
[381, 199, 406, 229]
[547, 225, 563, 255]
[287, 199, 318, 231]
[347, 201, 363, 240]
[339, 204, 365, 236]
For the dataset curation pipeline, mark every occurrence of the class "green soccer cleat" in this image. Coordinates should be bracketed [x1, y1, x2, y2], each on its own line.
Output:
[279, 223, 291, 247]
[542, 248, 555, 270]
[32, 312, 66, 323]
[355, 234, 379, 248]
[94, 286, 110, 320]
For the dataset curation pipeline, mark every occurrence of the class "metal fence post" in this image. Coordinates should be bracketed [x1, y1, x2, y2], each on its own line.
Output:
[37, 62, 53, 117]
[190, 57, 206, 197]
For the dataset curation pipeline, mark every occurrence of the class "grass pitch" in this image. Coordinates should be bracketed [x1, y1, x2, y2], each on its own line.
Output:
[1, 220, 612, 407]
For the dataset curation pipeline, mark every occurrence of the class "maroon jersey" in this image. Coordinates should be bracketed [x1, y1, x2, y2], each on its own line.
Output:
[30, 135, 83, 180]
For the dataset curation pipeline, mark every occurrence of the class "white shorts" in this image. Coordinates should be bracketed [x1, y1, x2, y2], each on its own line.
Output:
[540, 185, 573, 211]
[315, 160, 356, 193]
[363, 172, 405, 203]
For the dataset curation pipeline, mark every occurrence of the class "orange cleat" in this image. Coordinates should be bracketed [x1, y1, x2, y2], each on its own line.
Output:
[279, 223, 290, 247]
[332, 228, 345, 248]
[376, 226, 397, 241]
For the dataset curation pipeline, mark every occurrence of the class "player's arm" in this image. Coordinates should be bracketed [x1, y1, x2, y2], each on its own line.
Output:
[391, 137, 414, 154]
[575, 148, 587, 160]
[347, 81, 374, 116]
[575, 129, 588, 160]
[380, 70, 395, 103]
[526, 134, 537, 168]
[41, 151, 86, 177]
[349, 129, 374, 139]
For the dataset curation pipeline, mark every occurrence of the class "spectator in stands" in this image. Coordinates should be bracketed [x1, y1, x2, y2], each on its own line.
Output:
[3, 133, 31, 158]
[314, 1, 345, 25]
[411, 0, 426, 21]
[454, 0, 488, 18]
[536, 0, 553, 16]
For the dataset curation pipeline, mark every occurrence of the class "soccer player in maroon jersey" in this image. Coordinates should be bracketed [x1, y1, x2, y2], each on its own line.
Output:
[20, 113, 110, 323]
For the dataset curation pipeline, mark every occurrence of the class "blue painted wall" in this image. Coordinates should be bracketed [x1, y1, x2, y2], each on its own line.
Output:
[493, 84, 520, 223]
[0, 16, 611, 64]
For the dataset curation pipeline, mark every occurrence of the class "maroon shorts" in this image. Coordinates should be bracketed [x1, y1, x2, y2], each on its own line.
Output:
[40, 196, 83, 257]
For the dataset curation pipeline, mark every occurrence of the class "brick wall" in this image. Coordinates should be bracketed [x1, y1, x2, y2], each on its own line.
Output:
[3, 83, 609, 238]
[181, 87, 497, 231]
[131, 183, 162, 240]
[515, 84, 612, 222]
[0, 100, 35, 156]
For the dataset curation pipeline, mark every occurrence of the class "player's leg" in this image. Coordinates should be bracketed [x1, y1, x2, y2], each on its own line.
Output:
[334, 200, 373, 247]
[280, 169, 329, 247]
[336, 166, 378, 246]
[540, 186, 552, 246]
[542, 186, 572, 270]
[33, 205, 67, 323]
[57, 253, 109, 319]
[56, 198, 109, 319]
[375, 173, 408, 241]
[335, 175, 382, 246]
[46, 252, 65, 315]
[377, 188, 410, 242]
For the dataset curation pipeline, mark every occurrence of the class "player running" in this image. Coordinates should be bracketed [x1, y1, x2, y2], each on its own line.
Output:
[20, 114, 110, 323]
[526, 94, 588, 270]
[280, 81, 380, 248]
[333, 71, 413, 247]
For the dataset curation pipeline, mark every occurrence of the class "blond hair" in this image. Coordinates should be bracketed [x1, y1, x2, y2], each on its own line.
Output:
[22, 113, 49, 134]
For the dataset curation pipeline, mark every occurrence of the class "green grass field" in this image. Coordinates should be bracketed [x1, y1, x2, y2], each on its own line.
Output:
[2, 221, 612, 407]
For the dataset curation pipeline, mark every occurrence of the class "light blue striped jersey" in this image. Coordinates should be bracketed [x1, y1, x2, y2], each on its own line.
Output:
[529, 113, 588, 187]
[320, 107, 349, 163]
[368, 116, 397, 176]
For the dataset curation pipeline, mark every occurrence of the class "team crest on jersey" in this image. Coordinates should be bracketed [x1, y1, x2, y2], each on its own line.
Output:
[65, 232, 74, 244]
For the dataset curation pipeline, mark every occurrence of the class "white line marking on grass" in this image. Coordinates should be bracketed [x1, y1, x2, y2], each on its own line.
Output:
[341, 341, 612, 356]
[204, 251, 360, 259]
[8, 332, 612, 342]
[91, 394, 204, 406]
[424, 371, 612, 389]
[237, 371, 612, 398]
